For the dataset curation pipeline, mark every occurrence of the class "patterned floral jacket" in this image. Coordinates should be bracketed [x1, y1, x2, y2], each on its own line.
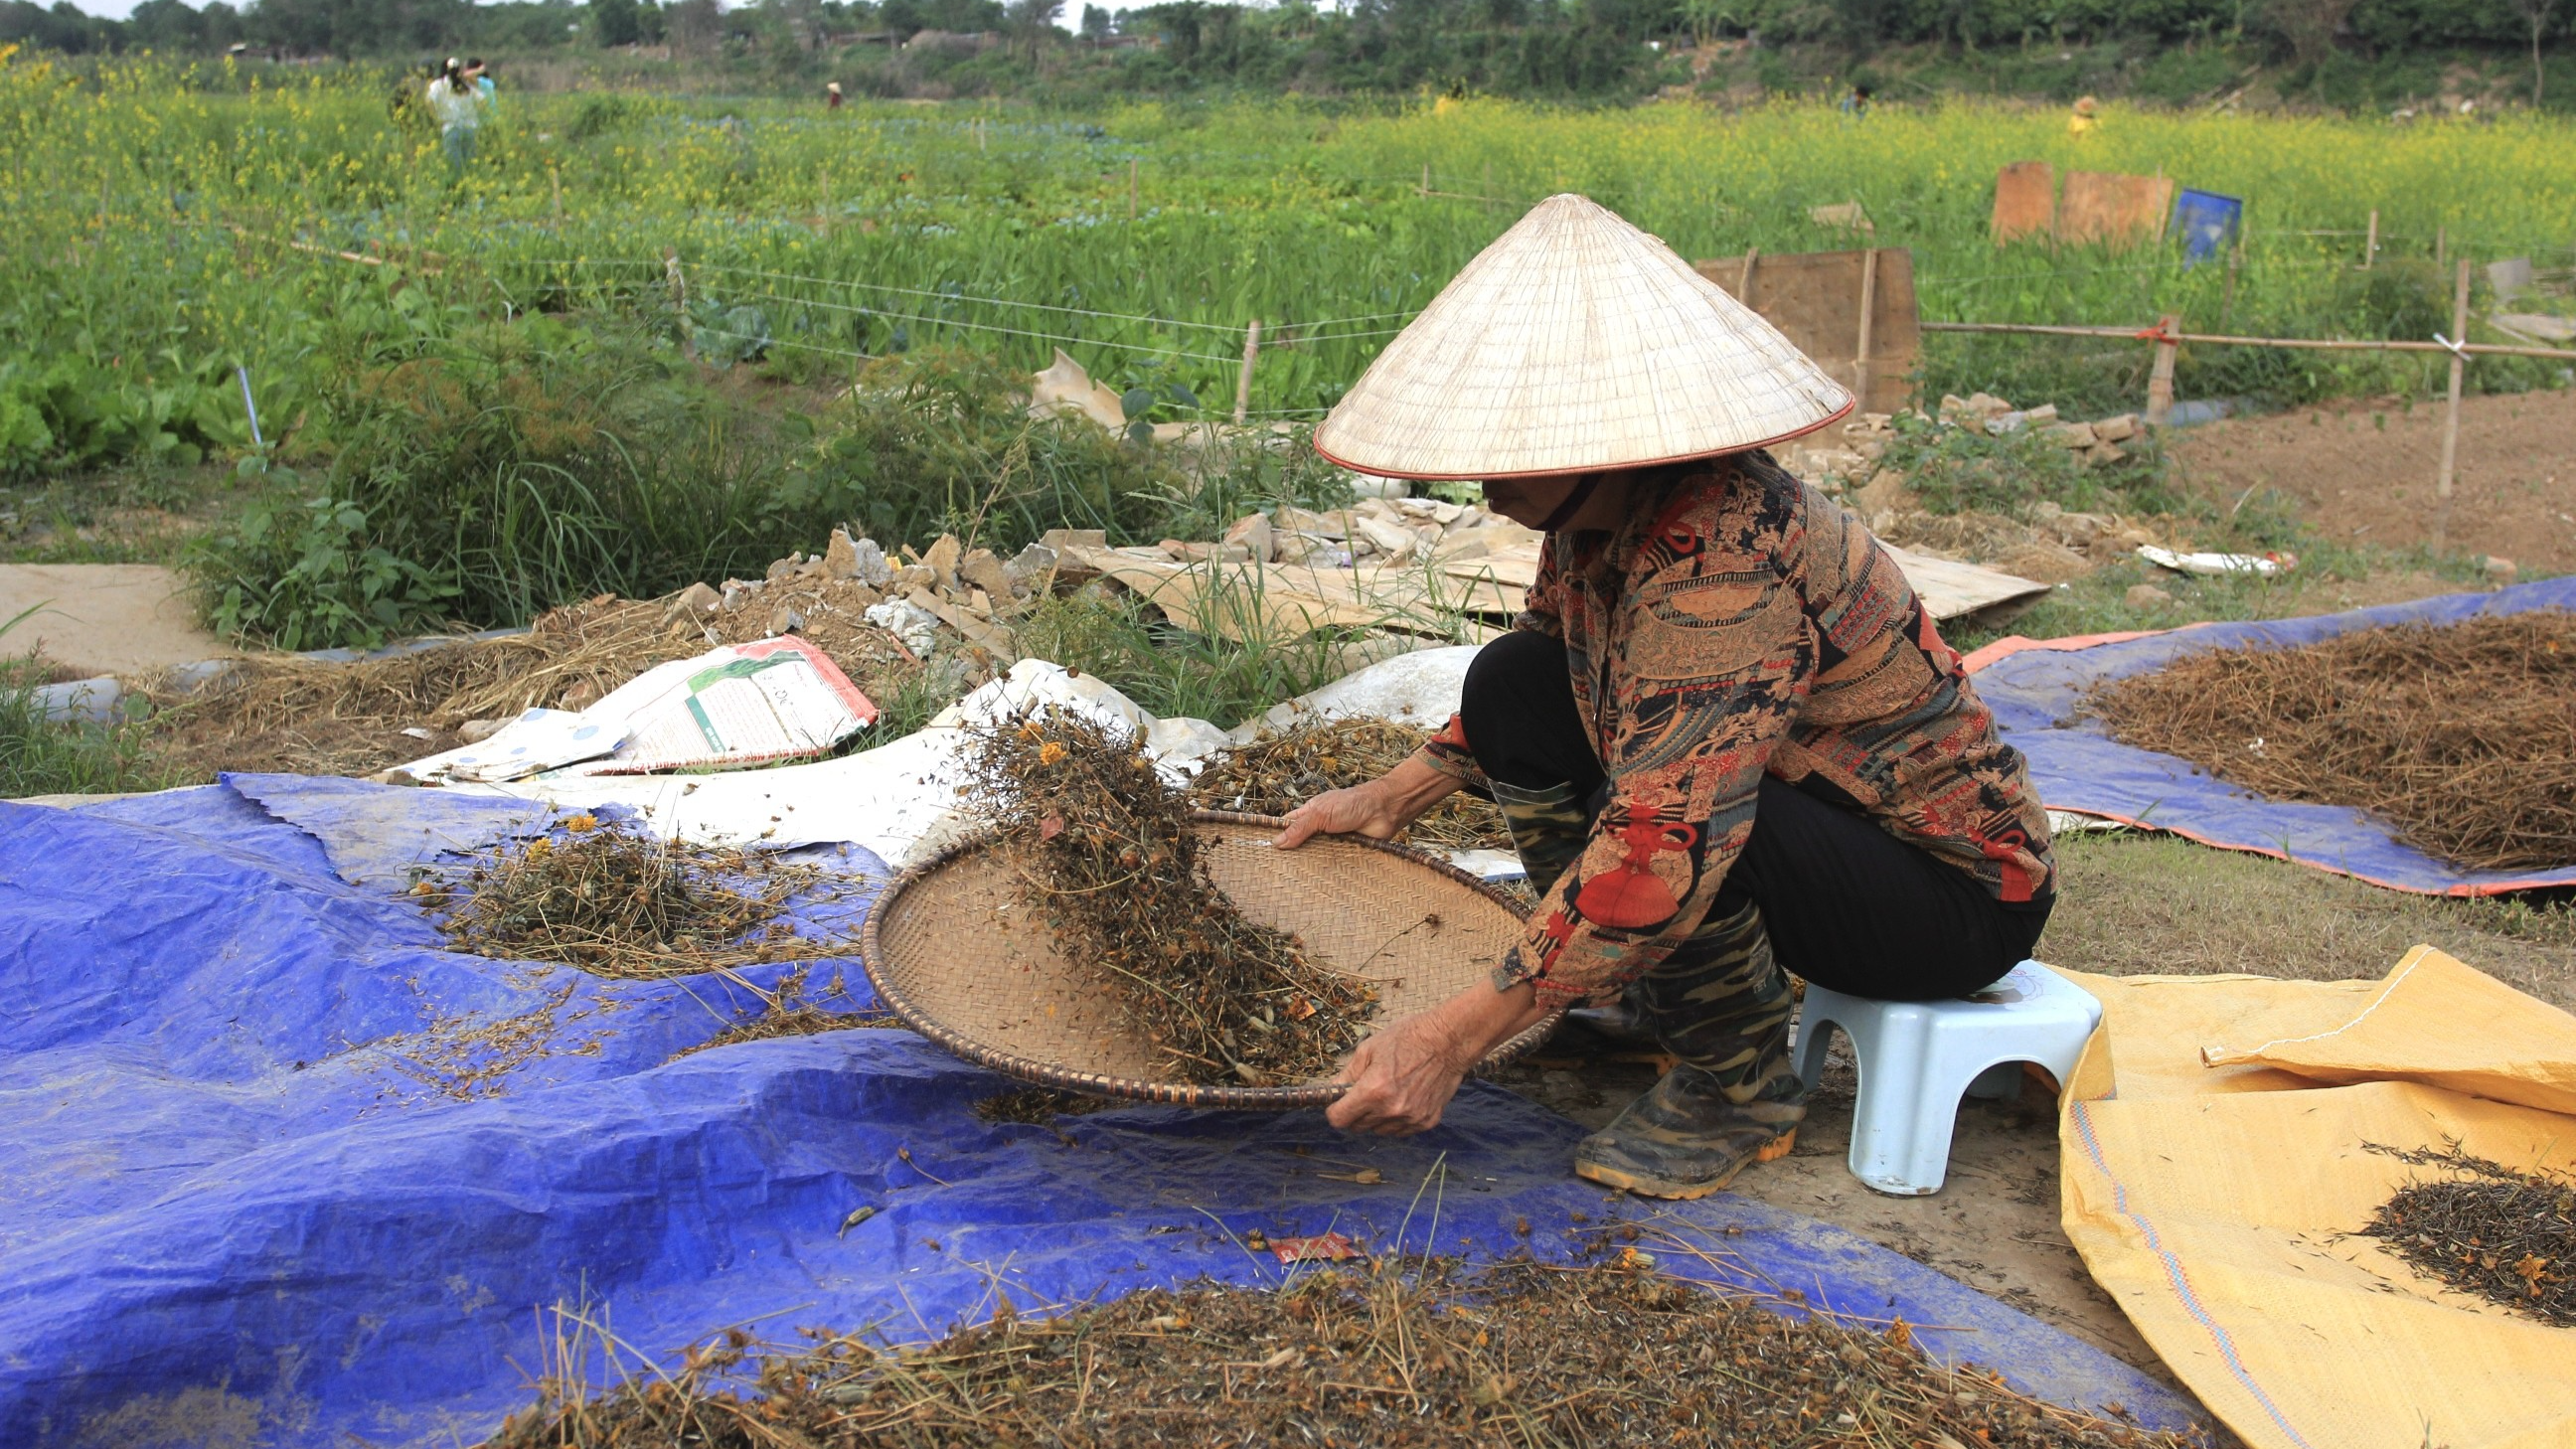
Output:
[1416, 452, 2056, 1007]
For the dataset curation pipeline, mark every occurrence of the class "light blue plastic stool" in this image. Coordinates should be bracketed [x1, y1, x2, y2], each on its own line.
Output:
[1791, 960, 2102, 1197]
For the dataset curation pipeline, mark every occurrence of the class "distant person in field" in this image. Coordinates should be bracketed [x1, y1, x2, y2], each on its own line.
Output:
[428, 59, 484, 175]
[468, 59, 497, 113]
[1282, 195, 2052, 1202]
[2068, 94, 2100, 138]
[1839, 82, 1870, 119]
[827, 80, 844, 109]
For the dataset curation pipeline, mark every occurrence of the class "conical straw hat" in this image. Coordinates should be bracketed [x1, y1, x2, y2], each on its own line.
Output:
[1314, 195, 1853, 480]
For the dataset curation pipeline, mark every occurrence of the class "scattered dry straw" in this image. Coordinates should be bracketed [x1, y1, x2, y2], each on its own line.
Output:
[2359, 1144, 2575, 1327]
[2086, 612, 2576, 872]
[963, 708, 1377, 1086]
[142, 588, 923, 780]
[421, 816, 856, 979]
[1192, 717, 1513, 852]
[480, 1255, 2203, 1448]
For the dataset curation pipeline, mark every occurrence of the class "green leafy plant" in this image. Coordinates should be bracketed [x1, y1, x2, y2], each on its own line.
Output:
[187, 481, 458, 651]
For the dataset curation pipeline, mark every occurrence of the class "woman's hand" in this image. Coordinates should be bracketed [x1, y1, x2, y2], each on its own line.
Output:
[1275, 755, 1463, 850]
[1327, 980, 1548, 1135]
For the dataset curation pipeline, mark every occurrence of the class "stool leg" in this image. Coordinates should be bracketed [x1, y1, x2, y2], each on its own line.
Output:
[1842, 1010, 1959, 1197]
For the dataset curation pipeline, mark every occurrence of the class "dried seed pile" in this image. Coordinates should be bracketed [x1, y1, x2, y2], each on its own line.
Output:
[479, 1256, 2204, 1449]
[2087, 612, 2576, 872]
[2359, 1144, 2575, 1326]
[962, 708, 1376, 1086]
[1192, 718, 1514, 852]
[421, 816, 847, 979]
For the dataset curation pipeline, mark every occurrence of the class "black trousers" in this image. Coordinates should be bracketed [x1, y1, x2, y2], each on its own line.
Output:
[1459, 631, 2048, 1002]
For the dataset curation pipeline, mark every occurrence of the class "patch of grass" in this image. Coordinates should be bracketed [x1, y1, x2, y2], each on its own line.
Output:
[2038, 831, 2576, 1011]
[0, 656, 173, 800]
[1013, 581, 1356, 728]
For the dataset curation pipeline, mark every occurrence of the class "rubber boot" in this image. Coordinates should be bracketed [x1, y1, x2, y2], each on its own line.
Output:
[1573, 899, 1806, 1200]
[1487, 778, 1592, 897]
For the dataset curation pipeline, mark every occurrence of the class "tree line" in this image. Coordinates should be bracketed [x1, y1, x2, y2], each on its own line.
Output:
[4, 0, 2563, 103]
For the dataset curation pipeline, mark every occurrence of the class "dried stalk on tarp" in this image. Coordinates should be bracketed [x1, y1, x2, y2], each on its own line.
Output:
[1192, 717, 1514, 852]
[2086, 612, 2576, 872]
[961, 707, 1376, 1086]
[2359, 1144, 2575, 1327]
[420, 816, 854, 979]
[669, 967, 899, 1060]
[480, 1254, 2205, 1448]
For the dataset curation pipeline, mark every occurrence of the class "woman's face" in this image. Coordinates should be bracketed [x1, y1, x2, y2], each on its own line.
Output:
[1479, 474, 1589, 530]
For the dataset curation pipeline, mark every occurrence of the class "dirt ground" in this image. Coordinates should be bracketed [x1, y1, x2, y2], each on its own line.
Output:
[1493, 827, 2576, 1410]
[0, 563, 236, 677]
[2170, 389, 2576, 572]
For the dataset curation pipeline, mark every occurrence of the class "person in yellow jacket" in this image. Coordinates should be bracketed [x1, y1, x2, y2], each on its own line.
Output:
[2068, 94, 2100, 138]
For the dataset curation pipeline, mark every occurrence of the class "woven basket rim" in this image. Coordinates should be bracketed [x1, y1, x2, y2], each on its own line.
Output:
[858, 810, 1560, 1109]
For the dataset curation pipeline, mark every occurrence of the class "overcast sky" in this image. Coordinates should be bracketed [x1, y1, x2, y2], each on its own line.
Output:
[55, 0, 1135, 26]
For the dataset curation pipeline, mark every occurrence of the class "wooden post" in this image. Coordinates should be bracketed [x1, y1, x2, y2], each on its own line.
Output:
[2221, 226, 2243, 329]
[1420, 163, 1430, 198]
[2362, 209, 2377, 269]
[2145, 313, 2180, 425]
[1234, 319, 1261, 425]
[1852, 247, 1879, 410]
[1129, 158, 1138, 221]
[665, 249, 693, 359]
[2435, 257, 2470, 550]
[1738, 246, 1760, 308]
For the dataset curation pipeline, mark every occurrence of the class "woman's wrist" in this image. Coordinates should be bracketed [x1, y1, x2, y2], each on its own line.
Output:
[1368, 756, 1463, 829]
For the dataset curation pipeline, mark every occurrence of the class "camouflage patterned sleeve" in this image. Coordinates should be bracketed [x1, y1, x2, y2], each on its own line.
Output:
[1491, 488, 1813, 1007]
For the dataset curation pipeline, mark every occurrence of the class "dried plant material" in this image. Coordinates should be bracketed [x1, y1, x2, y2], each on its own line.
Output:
[481, 1254, 2206, 1448]
[421, 818, 857, 980]
[142, 588, 924, 780]
[962, 708, 1377, 1086]
[1192, 718, 1513, 852]
[670, 968, 898, 1060]
[971, 1086, 1113, 1124]
[366, 981, 613, 1102]
[2360, 1144, 2575, 1327]
[2087, 613, 2576, 872]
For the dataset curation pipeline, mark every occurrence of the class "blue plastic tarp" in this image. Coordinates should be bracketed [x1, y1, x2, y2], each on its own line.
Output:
[1973, 576, 2576, 895]
[0, 777, 2200, 1445]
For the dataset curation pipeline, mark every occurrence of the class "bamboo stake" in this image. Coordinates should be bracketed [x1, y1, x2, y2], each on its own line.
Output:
[1234, 319, 1260, 425]
[2145, 313, 2180, 425]
[1738, 247, 1760, 308]
[2436, 225, 2447, 267]
[1852, 248, 1878, 410]
[2435, 257, 2470, 550]
[2362, 208, 2377, 269]
[1420, 164, 1430, 198]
